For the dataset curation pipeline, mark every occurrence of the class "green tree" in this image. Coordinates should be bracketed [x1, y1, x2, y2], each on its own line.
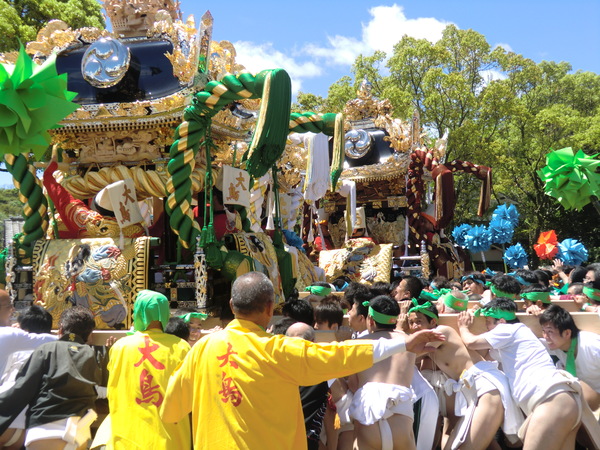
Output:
[0, 0, 105, 52]
[293, 92, 326, 113]
[318, 24, 600, 263]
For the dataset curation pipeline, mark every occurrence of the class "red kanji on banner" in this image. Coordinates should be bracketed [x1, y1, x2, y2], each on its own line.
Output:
[134, 336, 165, 370]
[136, 369, 163, 407]
[217, 342, 239, 369]
[219, 371, 242, 406]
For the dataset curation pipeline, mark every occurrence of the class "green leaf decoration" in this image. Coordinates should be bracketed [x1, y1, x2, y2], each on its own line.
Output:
[0, 46, 80, 159]
[537, 147, 600, 211]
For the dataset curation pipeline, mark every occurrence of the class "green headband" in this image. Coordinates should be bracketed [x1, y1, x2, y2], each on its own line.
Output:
[433, 288, 452, 298]
[583, 286, 600, 302]
[368, 306, 398, 325]
[442, 293, 468, 311]
[521, 292, 551, 304]
[490, 285, 517, 300]
[419, 291, 440, 302]
[474, 307, 516, 321]
[408, 301, 438, 320]
[179, 312, 208, 323]
[305, 285, 332, 296]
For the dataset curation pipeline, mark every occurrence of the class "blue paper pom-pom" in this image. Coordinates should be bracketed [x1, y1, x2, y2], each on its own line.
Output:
[452, 224, 473, 248]
[558, 238, 588, 266]
[464, 225, 492, 253]
[503, 243, 528, 269]
[492, 203, 520, 228]
[489, 218, 514, 245]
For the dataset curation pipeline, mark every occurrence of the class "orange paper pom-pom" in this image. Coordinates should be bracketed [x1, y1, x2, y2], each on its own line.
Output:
[534, 230, 559, 260]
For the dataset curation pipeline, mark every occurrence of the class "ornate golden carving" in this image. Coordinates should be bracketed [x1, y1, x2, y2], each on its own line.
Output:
[387, 196, 408, 208]
[149, 11, 198, 85]
[56, 128, 173, 164]
[102, 0, 181, 38]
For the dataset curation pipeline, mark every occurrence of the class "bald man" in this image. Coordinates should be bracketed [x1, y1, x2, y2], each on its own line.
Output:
[286, 322, 316, 342]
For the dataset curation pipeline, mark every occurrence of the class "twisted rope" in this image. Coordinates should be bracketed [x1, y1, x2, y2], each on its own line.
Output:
[166, 70, 290, 250]
[4, 154, 48, 260]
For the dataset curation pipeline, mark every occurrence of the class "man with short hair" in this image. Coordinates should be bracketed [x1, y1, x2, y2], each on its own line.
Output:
[347, 297, 370, 338]
[488, 275, 521, 300]
[393, 276, 424, 302]
[461, 273, 486, 301]
[160, 272, 444, 449]
[349, 295, 418, 450]
[458, 298, 599, 449]
[539, 304, 600, 410]
[314, 295, 344, 331]
[0, 306, 105, 450]
[521, 285, 552, 315]
[281, 298, 314, 326]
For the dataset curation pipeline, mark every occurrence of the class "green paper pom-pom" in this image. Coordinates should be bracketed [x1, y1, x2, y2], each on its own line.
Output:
[537, 147, 600, 211]
[0, 46, 80, 159]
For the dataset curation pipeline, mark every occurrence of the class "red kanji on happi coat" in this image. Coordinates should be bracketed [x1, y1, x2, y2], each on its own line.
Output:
[217, 342, 243, 406]
[136, 369, 164, 407]
[134, 336, 165, 407]
[219, 371, 243, 406]
[135, 336, 166, 370]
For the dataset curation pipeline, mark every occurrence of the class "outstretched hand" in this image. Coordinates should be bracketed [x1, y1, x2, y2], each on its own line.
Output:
[405, 329, 445, 353]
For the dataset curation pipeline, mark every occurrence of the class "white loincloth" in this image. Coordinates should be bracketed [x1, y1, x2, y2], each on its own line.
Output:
[420, 368, 450, 417]
[335, 390, 354, 427]
[25, 418, 71, 446]
[25, 410, 97, 450]
[350, 382, 414, 450]
[411, 367, 439, 450]
[518, 370, 600, 448]
[451, 361, 525, 449]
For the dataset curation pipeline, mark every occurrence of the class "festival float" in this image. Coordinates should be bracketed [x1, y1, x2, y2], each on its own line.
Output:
[0, 0, 493, 329]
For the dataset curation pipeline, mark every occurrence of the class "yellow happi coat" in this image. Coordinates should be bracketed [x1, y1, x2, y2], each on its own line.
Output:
[107, 329, 191, 449]
[160, 319, 374, 449]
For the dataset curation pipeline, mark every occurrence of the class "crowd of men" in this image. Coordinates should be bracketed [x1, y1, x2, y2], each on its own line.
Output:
[0, 262, 599, 449]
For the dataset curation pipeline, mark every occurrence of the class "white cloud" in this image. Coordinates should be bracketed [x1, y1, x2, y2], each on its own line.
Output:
[480, 69, 507, 83]
[305, 4, 452, 65]
[494, 42, 513, 53]
[228, 4, 454, 97]
[231, 41, 323, 96]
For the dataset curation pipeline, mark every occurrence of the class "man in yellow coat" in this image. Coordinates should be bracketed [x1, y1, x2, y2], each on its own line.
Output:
[107, 290, 191, 449]
[160, 272, 443, 449]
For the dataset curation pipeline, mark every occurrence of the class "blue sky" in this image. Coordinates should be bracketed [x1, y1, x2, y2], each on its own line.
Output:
[181, 0, 600, 97]
[1, 0, 598, 188]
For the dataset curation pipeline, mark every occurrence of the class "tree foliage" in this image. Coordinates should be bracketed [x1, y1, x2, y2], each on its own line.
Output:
[312, 24, 600, 263]
[0, 0, 105, 52]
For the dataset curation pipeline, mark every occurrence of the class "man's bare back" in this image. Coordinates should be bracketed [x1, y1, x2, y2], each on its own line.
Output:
[354, 329, 415, 388]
